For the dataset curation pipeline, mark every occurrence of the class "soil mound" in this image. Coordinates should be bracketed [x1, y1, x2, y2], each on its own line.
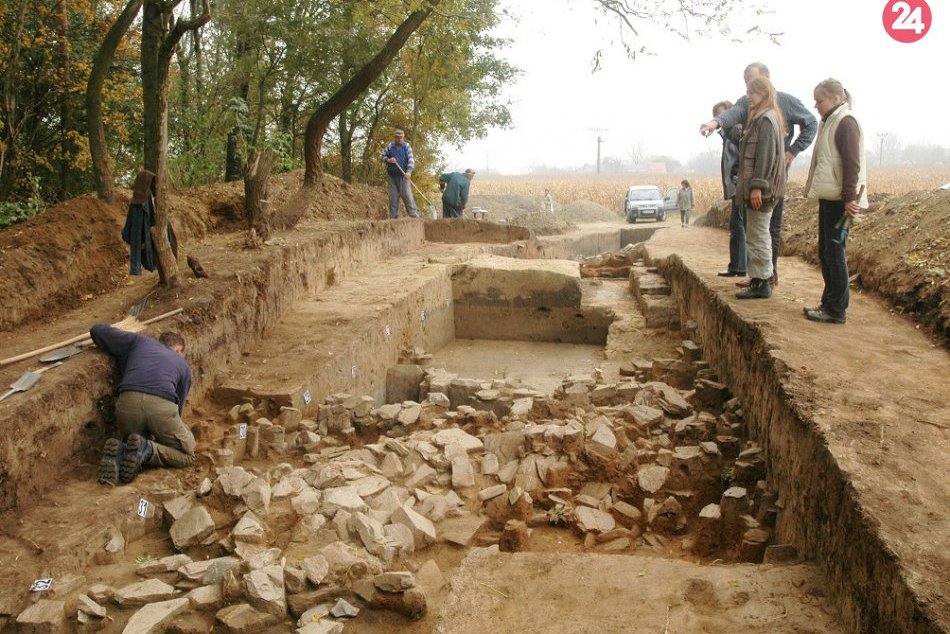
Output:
[508, 212, 575, 236]
[467, 193, 542, 219]
[0, 171, 388, 331]
[782, 186, 949, 344]
[559, 200, 621, 223]
[0, 195, 127, 332]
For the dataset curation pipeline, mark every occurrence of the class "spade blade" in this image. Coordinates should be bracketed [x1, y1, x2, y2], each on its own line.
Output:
[39, 343, 85, 363]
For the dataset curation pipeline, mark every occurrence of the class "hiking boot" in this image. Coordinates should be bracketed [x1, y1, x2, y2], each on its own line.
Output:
[98, 438, 124, 486]
[805, 308, 846, 324]
[119, 434, 154, 483]
[736, 278, 772, 300]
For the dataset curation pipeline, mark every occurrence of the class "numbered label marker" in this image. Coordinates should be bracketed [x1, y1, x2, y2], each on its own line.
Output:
[351, 365, 357, 379]
[30, 578, 53, 592]
[421, 309, 427, 323]
[137, 498, 150, 518]
[884, 0, 931, 43]
[239, 423, 248, 439]
[384, 324, 391, 337]
[303, 390, 312, 405]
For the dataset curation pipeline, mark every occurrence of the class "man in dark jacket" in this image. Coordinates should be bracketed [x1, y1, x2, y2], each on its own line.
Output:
[712, 100, 746, 277]
[91, 324, 195, 485]
[700, 62, 817, 287]
[439, 169, 475, 218]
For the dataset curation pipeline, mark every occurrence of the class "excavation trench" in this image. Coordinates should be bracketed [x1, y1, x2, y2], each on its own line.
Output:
[2, 219, 940, 633]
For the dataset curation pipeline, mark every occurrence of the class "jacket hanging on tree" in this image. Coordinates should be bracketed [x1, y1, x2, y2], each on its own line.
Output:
[122, 170, 177, 275]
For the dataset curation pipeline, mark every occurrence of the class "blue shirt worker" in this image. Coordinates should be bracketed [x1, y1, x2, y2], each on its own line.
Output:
[90, 324, 195, 485]
[381, 129, 419, 219]
[439, 169, 475, 218]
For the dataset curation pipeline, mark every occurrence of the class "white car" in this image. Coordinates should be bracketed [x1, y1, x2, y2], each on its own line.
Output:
[624, 185, 677, 222]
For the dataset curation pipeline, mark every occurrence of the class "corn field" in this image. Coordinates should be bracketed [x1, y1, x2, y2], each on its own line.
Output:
[474, 167, 949, 216]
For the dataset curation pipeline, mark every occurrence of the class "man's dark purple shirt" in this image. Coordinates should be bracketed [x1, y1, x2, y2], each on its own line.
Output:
[90, 324, 192, 414]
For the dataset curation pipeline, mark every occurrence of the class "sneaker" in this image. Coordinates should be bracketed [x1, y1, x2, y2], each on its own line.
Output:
[98, 438, 124, 486]
[718, 270, 746, 277]
[736, 279, 772, 299]
[804, 308, 846, 324]
[119, 434, 153, 483]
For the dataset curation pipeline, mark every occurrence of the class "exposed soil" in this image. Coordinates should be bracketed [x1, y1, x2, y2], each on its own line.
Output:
[697, 184, 950, 346]
[0, 171, 387, 334]
[0, 172, 948, 633]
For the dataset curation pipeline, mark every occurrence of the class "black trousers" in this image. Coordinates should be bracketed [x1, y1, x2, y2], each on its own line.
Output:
[817, 199, 850, 318]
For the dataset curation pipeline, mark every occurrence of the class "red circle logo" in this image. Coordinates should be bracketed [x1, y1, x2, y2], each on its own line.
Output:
[883, 0, 932, 43]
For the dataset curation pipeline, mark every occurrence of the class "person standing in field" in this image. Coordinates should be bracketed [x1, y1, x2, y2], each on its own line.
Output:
[712, 100, 747, 278]
[802, 79, 868, 324]
[381, 129, 419, 219]
[439, 168, 475, 218]
[700, 62, 817, 288]
[677, 179, 695, 227]
[734, 76, 786, 300]
[543, 189, 555, 214]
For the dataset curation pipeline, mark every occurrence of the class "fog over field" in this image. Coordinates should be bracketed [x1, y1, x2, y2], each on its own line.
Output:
[444, 0, 950, 175]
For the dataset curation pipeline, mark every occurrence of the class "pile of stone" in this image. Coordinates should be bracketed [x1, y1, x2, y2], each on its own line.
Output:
[17, 340, 781, 633]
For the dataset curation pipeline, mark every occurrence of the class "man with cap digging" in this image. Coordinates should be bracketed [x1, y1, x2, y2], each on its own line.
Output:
[439, 168, 476, 218]
[381, 129, 420, 219]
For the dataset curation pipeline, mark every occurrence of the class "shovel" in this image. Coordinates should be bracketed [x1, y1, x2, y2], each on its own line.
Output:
[39, 341, 92, 363]
[0, 363, 63, 402]
[390, 160, 438, 219]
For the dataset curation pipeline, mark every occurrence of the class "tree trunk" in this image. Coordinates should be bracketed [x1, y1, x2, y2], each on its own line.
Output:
[244, 148, 273, 241]
[224, 37, 252, 182]
[141, 0, 211, 287]
[87, 0, 142, 202]
[302, 0, 439, 186]
[1, 0, 30, 188]
[339, 108, 353, 183]
[54, 0, 74, 201]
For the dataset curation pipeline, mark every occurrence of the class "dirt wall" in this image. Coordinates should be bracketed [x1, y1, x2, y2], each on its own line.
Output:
[0, 219, 425, 512]
[0, 195, 127, 332]
[654, 252, 942, 634]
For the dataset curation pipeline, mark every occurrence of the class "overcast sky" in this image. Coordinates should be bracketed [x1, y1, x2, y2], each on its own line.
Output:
[442, 0, 950, 174]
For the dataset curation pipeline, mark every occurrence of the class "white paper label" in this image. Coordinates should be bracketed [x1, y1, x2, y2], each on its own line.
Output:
[351, 365, 357, 379]
[303, 390, 312, 405]
[30, 578, 52, 592]
[137, 498, 150, 518]
[239, 423, 248, 439]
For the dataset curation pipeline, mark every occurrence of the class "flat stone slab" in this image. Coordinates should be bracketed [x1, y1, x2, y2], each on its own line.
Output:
[122, 598, 189, 634]
[435, 549, 845, 634]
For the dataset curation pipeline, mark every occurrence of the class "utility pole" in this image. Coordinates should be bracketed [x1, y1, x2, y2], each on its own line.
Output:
[588, 128, 608, 175]
[877, 132, 888, 166]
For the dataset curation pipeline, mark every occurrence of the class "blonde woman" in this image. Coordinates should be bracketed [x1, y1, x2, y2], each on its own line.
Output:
[803, 79, 868, 324]
[735, 76, 786, 299]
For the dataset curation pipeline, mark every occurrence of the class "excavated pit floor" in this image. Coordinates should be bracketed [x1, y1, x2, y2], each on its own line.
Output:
[0, 219, 896, 634]
[428, 340, 606, 394]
